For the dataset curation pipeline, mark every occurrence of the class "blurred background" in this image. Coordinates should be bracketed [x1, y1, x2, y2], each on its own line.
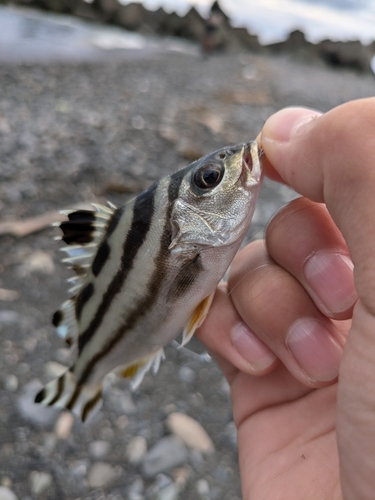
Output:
[0, 1, 374, 499]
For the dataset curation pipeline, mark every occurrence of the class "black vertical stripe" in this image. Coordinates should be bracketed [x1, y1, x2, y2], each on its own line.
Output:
[77, 182, 158, 355]
[66, 384, 81, 411]
[77, 173, 185, 385]
[75, 282, 94, 321]
[92, 241, 110, 277]
[167, 254, 202, 301]
[81, 388, 102, 422]
[48, 374, 65, 406]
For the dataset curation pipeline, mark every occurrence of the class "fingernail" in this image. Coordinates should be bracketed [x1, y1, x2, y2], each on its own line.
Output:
[304, 251, 357, 315]
[286, 318, 343, 382]
[262, 108, 322, 143]
[231, 322, 276, 371]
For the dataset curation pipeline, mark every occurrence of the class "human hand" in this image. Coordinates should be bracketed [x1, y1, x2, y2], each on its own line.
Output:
[197, 98, 375, 499]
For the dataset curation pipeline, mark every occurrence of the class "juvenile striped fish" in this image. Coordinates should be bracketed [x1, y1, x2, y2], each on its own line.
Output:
[35, 141, 262, 421]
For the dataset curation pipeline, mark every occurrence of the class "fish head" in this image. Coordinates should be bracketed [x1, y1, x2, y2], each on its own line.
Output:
[170, 141, 263, 250]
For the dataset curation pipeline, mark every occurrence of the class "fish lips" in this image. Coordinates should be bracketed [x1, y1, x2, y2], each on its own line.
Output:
[241, 141, 262, 185]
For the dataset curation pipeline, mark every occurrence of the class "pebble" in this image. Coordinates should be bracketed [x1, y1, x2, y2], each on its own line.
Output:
[127, 477, 144, 500]
[224, 421, 237, 449]
[157, 482, 179, 500]
[87, 462, 117, 488]
[23, 250, 55, 275]
[44, 361, 67, 379]
[89, 440, 112, 458]
[196, 479, 210, 499]
[166, 413, 214, 453]
[0, 487, 18, 500]
[0, 311, 19, 324]
[108, 388, 136, 414]
[29, 471, 52, 495]
[178, 366, 196, 384]
[4, 374, 18, 392]
[126, 436, 147, 465]
[54, 411, 74, 439]
[17, 380, 58, 427]
[142, 436, 187, 478]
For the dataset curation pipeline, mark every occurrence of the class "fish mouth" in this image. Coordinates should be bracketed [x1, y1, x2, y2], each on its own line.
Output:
[242, 141, 262, 183]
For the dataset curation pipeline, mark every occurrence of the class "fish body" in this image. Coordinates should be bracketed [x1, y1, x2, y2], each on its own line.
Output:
[35, 141, 262, 420]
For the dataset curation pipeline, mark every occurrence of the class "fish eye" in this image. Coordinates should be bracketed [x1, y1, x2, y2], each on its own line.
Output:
[219, 152, 226, 159]
[193, 163, 224, 190]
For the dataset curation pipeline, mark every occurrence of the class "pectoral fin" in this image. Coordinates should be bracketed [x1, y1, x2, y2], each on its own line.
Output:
[180, 292, 215, 347]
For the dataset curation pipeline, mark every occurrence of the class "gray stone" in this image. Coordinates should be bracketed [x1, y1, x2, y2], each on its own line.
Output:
[142, 436, 188, 478]
[17, 380, 59, 427]
[0, 311, 19, 324]
[196, 478, 210, 499]
[87, 462, 117, 488]
[157, 482, 179, 500]
[29, 471, 52, 495]
[0, 487, 18, 500]
[126, 436, 147, 465]
[127, 477, 144, 500]
[178, 366, 196, 384]
[4, 374, 18, 392]
[89, 440, 112, 458]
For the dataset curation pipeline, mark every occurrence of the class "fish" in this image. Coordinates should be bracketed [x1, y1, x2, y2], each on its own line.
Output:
[35, 141, 263, 421]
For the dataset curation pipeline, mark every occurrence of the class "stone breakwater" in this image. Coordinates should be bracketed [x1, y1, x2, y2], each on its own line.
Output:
[2, 0, 375, 72]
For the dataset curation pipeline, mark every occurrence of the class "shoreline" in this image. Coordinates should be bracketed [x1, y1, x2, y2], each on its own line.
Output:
[1, 1, 374, 72]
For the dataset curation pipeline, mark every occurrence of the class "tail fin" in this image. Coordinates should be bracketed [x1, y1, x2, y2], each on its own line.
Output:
[34, 370, 102, 422]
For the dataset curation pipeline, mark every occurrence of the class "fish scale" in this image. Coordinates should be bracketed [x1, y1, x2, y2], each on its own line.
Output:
[35, 141, 263, 421]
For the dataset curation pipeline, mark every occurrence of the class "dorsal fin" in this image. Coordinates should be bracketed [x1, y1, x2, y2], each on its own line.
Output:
[52, 202, 116, 345]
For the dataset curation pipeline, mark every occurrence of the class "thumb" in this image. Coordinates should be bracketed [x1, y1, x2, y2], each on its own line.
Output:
[260, 99, 375, 498]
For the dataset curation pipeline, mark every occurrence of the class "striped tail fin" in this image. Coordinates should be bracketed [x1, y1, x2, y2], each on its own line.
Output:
[34, 370, 102, 422]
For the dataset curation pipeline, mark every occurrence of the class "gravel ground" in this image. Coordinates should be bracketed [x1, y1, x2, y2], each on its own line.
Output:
[0, 34, 375, 500]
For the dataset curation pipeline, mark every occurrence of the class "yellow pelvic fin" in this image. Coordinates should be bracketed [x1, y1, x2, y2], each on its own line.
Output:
[181, 292, 215, 347]
[117, 348, 165, 390]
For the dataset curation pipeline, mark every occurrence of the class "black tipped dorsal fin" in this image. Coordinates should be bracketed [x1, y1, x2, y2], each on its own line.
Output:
[53, 203, 116, 344]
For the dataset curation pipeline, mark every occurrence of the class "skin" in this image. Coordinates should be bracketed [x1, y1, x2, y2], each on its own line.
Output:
[196, 98, 375, 499]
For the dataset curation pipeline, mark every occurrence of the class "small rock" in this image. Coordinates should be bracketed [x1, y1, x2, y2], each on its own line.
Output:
[69, 459, 89, 477]
[131, 115, 145, 130]
[172, 467, 190, 488]
[220, 377, 230, 396]
[115, 415, 129, 430]
[44, 361, 67, 379]
[0, 290, 19, 302]
[0, 311, 19, 323]
[178, 366, 196, 383]
[87, 462, 117, 488]
[0, 486, 18, 500]
[196, 479, 210, 499]
[42, 433, 57, 453]
[54, 412, 74, 439]
[142, 436, 187, 478]
[108, 388, 136, 414]
[157, 482, 179, 500]
[224, 421, 237, 449]
[166, 413, 214, 453]
[4, 374, 18, 392]
[127, 477, 144, 500]
[89, 440, 111, 458]
[126, 436, 147, 465]
[24, 250, 55, 275]
[17, 380, 58, 427]
[29, 471, 52, 495]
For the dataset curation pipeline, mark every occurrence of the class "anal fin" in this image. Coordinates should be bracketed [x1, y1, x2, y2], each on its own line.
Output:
[180, 292, 214, 347]
[34, 370, 103, 422]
